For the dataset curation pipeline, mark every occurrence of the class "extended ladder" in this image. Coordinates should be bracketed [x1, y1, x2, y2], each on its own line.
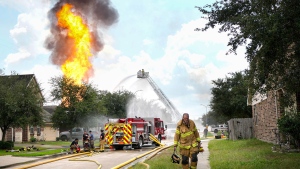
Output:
[137, 69, 181, 122]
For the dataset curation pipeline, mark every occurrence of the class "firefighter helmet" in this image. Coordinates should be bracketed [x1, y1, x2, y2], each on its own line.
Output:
[171, 151, 181, 164]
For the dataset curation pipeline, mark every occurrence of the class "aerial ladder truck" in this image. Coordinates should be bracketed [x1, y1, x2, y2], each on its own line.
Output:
[137, 69, 182, 122]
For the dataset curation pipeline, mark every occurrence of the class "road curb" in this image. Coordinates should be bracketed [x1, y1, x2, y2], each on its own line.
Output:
[0, 152, 68, 169]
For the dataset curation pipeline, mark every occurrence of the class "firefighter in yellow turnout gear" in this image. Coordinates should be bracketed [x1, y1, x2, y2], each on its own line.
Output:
[174, 113, 201, 169]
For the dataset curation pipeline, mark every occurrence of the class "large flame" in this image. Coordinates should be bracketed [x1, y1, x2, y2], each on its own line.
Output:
[56, 3, 92, 85]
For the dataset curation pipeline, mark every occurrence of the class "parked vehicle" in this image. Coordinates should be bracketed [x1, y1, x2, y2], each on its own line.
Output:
[105, 117, 167, 150]
[59, 127, 100, 141]
[210, 124, 228, 133]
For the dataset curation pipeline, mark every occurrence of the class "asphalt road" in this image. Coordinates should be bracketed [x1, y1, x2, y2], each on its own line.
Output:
[1, 136, 211, 169]
[7, 145, 158, 169]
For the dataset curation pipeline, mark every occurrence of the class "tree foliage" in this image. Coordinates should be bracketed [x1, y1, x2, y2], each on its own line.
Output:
[0, 72, 44, 141]
[50, 76, 100, 130]
[277, 111, 300, 148]
[209, 71, 252, 124]
[99, 90, 134, 118]
[201, 110, 218, 126]
[50, 76, 135, 131]
[196, 0, 300, 106]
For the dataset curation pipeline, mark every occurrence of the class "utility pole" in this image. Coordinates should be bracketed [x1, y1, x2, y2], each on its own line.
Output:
[200, 104, 208, 127]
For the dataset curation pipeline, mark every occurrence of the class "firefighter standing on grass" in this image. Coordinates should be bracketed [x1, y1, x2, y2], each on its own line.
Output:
[174, 113, 201, 169]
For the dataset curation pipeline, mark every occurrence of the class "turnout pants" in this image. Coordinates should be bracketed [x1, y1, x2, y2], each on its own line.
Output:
[99, 139, 105, 151]
[180, 146, 198, 169]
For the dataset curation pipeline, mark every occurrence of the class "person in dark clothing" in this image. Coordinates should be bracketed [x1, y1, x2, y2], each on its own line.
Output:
[82, 131, 89, 147]
[204, 128, 208, 138]
[70, 138, 79, 153]
[99, 129, 105, 152]
[89, 130, 95, 149]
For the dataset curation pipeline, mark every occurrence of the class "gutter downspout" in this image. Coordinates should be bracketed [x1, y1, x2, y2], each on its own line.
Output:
[274, 90, 279, 144]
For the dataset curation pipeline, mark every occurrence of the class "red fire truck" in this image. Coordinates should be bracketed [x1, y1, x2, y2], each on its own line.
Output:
[104, 117, 167, 150]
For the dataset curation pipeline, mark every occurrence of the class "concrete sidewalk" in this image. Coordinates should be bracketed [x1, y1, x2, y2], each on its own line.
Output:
[197, 138, 211, 169]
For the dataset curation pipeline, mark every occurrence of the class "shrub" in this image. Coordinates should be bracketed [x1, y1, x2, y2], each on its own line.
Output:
[0, 141, 14, 149]
[277, 111, 300, 148]
[30, 137, 37, 143]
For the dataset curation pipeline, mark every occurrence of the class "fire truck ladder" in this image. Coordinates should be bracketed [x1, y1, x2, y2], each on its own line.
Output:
[137, 70, 182, 122]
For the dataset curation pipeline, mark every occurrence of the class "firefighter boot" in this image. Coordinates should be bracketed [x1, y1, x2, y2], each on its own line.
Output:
[190, 150, 198, 169]
[181, 155, 189, 169]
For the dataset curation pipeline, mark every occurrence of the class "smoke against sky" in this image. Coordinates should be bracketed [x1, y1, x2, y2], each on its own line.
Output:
[44, 0, 118, 82]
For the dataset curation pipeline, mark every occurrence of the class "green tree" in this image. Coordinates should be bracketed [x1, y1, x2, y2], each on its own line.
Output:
[0, 72, 44, 141]
[201, 110, 218, 126]
[49, 76, 100, 133]
[277, 111, 300, 148]
[100, 90, 134, 118]
[210, 71, 252, 123]
[196, 0, 300, 106]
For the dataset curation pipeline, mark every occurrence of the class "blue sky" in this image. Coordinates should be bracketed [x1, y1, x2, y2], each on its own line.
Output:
[0, 0, 249, 120]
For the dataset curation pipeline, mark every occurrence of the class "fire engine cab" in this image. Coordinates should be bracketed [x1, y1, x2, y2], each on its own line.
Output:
[105, 117, 166, 150]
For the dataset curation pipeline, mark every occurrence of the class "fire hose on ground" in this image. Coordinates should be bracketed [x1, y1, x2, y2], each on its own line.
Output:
[68, 151, 102, 169]
[16, 151, 98, 169]
[16, 134, 167, 169]
[111, 134, 172, 169]
[149, 133, 164, 147]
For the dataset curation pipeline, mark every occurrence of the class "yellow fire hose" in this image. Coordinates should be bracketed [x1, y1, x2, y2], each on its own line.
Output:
[149, 134, 164, 146]
[112, 144, 173, 169]
[138, 162, 150, 169]
[69, 151, 102, 169]
[146, 144, 172, 160]
[111, 146, 162, 169]
[17, 152, 91, 169]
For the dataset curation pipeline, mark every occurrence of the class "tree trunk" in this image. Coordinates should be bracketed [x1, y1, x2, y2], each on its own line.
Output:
[1, 126, 7, 142]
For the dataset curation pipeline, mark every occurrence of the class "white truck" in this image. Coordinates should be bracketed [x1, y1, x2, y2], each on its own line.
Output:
[210, 124, 228, 133]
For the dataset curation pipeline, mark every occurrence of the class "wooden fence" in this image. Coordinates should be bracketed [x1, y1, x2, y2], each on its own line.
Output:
[227, 118, 253, 140]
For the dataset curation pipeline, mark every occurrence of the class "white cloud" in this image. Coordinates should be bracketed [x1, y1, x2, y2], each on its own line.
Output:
[186, 85, 194, 91]
[5, 48, 30, 64]
[5, 1, 50, 65]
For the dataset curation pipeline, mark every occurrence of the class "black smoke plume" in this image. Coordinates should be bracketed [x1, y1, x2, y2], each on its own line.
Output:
[45, 0, 118, 67]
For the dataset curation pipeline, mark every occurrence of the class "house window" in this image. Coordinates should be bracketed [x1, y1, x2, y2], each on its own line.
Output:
[37, 126, 41, 136]
[30, 126, 34, 135]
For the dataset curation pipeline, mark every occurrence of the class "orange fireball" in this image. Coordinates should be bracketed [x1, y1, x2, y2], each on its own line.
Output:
[56, 3, 92, 85]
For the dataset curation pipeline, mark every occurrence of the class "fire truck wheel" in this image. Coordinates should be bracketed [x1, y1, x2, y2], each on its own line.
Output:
[137, 136, 143, 149]
[115, 145, 124, 150]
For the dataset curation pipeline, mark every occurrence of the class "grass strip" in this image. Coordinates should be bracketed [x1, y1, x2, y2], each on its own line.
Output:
[209, 139, 300, 169]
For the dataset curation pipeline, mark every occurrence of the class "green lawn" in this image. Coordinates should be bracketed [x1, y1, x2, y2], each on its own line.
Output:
[209, 139, 300, 169]
[37, 141, 70, 146]
[0, 148, 65, 157]
[131, 139, 300, 169]
[0, 140, 100, 157]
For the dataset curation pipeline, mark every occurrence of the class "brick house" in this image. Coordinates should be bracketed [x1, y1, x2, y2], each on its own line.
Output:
[0, 74, 59, 142]
[249, 88, 300, 144]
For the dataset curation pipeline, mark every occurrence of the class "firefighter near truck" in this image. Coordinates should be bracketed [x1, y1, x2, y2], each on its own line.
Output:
[105, 117, 167, 150]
